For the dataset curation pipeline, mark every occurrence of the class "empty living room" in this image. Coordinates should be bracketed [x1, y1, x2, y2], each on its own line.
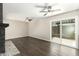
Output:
[1, 0, 79, 58]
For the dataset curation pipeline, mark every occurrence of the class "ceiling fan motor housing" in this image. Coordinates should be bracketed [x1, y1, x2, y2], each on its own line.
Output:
[48, 6, 52, 9]
[28, 19, 32, 21]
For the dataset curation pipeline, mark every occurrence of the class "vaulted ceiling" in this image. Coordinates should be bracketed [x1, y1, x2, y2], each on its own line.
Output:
[3, 3, 79, 21]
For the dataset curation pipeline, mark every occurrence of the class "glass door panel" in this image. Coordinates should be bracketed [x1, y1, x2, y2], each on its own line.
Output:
[52, 21, 61, 44]
[62, 19, 76, 47]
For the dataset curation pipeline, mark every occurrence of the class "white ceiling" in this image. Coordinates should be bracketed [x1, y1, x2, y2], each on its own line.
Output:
[3, 3, 79, 21]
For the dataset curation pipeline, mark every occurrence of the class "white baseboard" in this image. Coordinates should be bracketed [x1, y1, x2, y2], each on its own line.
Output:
[28, 35, 51, 42]
[5, 35, 28, 40]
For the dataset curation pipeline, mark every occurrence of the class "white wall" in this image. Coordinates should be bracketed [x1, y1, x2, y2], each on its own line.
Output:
[3, 3, 29, 40]
[29, 9, 79, 42]
[4, 20, 28, 40]
[29, 19, 50, 41]
[3, 6, 79, 42]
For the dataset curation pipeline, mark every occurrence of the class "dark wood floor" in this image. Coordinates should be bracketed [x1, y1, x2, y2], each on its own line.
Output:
[11, 36, 79, 56]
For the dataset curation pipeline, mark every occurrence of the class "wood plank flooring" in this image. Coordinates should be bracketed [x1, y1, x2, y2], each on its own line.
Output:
[11, 36, 79, 56]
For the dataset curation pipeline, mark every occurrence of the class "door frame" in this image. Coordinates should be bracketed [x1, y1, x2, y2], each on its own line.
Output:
[50, 16, 79, 49]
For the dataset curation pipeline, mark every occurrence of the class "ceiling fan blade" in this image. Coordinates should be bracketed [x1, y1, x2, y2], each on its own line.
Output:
[35, 5, 46, 8]
[40, 3, 49, 11]
[41, 8, 46, 11]
[43, 12, 48, 16]
[40, 11, 48, 12]
[50, 9, 61, 12]
[44, 13, 48, 16]
[35, 3, 49, 8]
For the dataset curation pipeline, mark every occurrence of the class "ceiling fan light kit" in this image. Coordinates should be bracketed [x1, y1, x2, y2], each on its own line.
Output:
[25, 17, 32, 22]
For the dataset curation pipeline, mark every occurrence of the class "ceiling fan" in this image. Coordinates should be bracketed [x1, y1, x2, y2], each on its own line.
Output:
[35, 3, 61, 16]
[25, 17, 32, 22]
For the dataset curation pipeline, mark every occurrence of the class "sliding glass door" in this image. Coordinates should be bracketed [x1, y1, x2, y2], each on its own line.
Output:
[51, 19, 76, 48]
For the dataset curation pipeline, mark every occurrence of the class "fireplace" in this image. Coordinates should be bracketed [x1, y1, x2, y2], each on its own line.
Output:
[0, 23, 9, 53]
[0, 3, 9, 53]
